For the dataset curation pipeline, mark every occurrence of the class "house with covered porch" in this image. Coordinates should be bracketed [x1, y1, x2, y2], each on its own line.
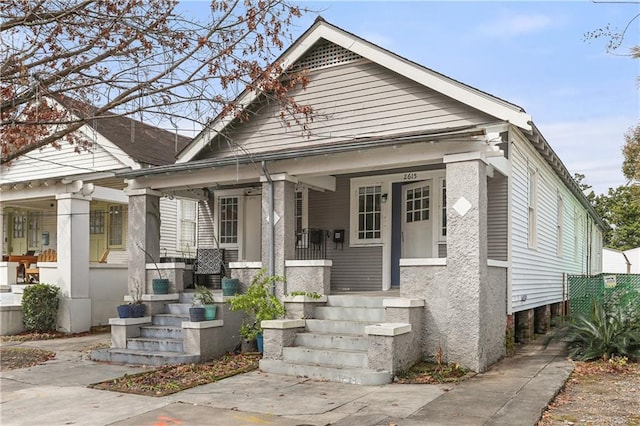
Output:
[116, 19, 604, 382]
[0, 96, 194, 334]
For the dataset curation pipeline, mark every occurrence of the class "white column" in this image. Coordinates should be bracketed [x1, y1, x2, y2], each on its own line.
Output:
[55, 192, 92, 333]
[0, 203, 5, 256]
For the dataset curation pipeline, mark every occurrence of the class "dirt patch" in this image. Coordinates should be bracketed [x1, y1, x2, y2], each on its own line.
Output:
[1, 347, 56, 371]
[90, 353, 261, 396]
[395, 360, 473, 384]
[539, 360, 640, 425]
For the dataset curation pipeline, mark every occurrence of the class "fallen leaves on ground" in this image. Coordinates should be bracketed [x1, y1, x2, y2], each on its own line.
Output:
[539, 359, 640, 425]
[0, 331, 90, 342]
[90, 353, 262, 396]
[395, 360, 473, 384]
[0, 347, 56, 371]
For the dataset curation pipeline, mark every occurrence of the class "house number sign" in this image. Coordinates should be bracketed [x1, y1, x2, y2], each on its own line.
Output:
[403, 172, 418, 181]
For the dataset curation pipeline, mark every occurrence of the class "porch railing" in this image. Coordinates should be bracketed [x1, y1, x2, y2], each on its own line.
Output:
[295, 228, 327, 260]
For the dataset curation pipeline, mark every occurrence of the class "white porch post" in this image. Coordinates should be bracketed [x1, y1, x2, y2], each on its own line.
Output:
[0, 205, 5, 256]
[55, 192, 92, 333]
[443, 152, 494, 372]
[126, 188, 162, 294]
[261, 174, 296, 298]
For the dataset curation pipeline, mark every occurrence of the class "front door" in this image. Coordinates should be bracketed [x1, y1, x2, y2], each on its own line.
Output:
[402, 180, 432, 258]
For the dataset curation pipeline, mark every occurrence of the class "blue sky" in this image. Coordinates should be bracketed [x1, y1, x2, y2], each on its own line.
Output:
[182, 1, 640, 195]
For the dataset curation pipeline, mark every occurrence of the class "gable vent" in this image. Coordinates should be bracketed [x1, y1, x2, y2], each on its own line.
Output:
[292, 40, 362, 72]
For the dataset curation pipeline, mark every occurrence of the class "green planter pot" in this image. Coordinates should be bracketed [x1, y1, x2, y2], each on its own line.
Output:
[152, 278, 170, 295]
[203, 304, 217, 321]
[221, 277, 239, 296]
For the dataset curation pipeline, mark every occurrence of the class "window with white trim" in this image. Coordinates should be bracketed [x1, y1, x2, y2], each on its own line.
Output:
[178, 199, 197, 254]
[295, 188, 308, 248]
[441, 179, 447, 238]
[27, 211, 41, 250]
[219, 196, 238, 245]
[108, 205, 125, 248]
[556, 195, 564, 257]
[351, 184, 382, 243]
[528, 168, 538, 249]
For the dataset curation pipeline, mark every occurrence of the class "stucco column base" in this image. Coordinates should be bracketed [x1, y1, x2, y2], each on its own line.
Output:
[182, 320, 227, 361]
[145, 263, 185, 294]
[57, 297, 92, 333]
[284, 260, 332, 296]
[230, 263, 263, 294]
[109, 317, 151, 348]
[284, 295, 327, 319]
[262, 319, 305, 359]
[365, 323, 414, 373]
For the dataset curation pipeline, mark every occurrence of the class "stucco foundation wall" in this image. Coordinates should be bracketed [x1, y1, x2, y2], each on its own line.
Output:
[0, 305, 25, 335]
[400, 265, 447, 358]
[480, 266, 507, 367]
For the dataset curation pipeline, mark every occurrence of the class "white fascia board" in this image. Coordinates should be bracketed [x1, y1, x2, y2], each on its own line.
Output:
[91, 186, 128, 203]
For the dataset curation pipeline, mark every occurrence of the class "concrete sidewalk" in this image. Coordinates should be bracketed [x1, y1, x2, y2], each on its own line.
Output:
[0, 333, 572, 426]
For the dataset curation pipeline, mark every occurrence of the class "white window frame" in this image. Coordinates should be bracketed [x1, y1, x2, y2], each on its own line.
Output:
[295, 186, 309, 248]
[215, 189, 244, 249]
[528, 167, 538, 249]
[107, 204, 126, 249]
[177, 199, 198, 256]
[349, 179, 384, 246]
[556, 194, 564, 257]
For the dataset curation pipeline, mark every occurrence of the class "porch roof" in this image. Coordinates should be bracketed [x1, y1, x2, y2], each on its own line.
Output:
[117, 125, 486, 179]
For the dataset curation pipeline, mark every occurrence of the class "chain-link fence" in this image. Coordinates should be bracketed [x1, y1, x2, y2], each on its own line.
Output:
[568, 273, 640, 317]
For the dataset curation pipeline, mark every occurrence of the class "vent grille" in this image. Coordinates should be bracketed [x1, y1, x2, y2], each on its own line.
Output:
[292, 40, 362, 72]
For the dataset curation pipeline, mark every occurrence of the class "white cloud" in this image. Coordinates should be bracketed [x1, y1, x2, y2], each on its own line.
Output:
[539, 115, 635, 195]
[476, 13, 555, 38]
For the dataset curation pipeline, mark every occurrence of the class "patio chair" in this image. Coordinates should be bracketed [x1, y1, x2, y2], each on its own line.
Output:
[25, 249, 57, 283]
[193, 248, 225, 286]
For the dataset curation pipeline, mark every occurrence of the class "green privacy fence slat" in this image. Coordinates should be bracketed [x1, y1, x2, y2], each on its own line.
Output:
[568, 273, 640, 317]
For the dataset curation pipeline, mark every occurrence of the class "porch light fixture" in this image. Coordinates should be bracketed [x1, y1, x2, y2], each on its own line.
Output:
[381, 193, 388, 203]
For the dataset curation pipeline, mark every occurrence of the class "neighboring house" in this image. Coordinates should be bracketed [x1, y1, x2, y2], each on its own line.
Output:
[117, 19, 605, 377]
[603, 247, 640, 273]
[0, 96, 193, 333]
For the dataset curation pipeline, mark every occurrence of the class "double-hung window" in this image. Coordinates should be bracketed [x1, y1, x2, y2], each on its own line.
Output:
[350, 181, 383, 245]
[219, 196, 238, 245]
[178, 199, 197, 253]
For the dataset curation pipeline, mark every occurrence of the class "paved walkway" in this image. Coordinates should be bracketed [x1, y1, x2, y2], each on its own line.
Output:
[0, 333, 572, 426]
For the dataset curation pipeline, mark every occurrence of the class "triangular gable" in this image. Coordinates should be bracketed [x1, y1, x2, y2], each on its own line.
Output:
[177, 19, 531, 163]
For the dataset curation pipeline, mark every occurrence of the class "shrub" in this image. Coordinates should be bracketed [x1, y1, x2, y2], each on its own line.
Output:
[552, 300, 640, 362]
[22, 283, 60, 332]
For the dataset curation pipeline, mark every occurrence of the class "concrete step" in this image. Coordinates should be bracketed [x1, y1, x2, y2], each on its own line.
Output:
[90, 348, 199, 366]
[126, 337, 184, 353]
[326, 295, 385, 308]
[152, 313, 189, 327]
[0, 285, 11, 293]
[315, 306, 385, 322]
[259, 359, 392, 386]
[140, 325, 183, 339]
[165, 303, 191, 315]
[282, 346, 367, 368]
[305, 319, 371, 335]
[295, 332, 368, 351]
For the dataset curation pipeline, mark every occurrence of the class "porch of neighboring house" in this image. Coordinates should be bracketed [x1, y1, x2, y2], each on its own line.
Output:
[0, 180, 132, 335]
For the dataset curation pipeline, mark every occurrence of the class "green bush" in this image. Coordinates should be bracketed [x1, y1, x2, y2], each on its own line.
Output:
[553, 300, 640, 362]
[22, 283, 60, 332]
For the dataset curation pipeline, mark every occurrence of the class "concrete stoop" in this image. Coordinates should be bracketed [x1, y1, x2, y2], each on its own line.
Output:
[260, 295, 394, 385]
[91, 303, 200, 366]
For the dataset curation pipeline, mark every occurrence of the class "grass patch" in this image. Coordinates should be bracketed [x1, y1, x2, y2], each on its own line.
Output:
[89, 353, 261, 396]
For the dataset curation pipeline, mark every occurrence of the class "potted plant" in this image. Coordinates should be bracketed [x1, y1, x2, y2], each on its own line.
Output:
[129, 278, 146, 318]
[137, 242, 169, 294]
[221, 265, 240, 297]
[229, 269, 286, 352]
[193, 285, 217, 320]
[189, 300, 206, 322]
[116, 303, 131, 318]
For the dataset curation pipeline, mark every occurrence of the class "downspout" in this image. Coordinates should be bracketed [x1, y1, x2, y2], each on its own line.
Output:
[261, 161, 275, 291]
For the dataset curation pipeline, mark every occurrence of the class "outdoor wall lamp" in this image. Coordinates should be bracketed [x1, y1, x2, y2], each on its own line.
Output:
[381, 193, 388, 203]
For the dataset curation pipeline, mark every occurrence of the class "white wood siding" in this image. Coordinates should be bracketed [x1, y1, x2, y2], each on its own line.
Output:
[510, 133, 600, 312]
[1, 137, 126, 184]
[196, 60, 494, 160]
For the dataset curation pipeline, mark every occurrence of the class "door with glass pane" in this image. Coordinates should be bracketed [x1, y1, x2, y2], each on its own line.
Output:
[402, 180, 432, 258]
